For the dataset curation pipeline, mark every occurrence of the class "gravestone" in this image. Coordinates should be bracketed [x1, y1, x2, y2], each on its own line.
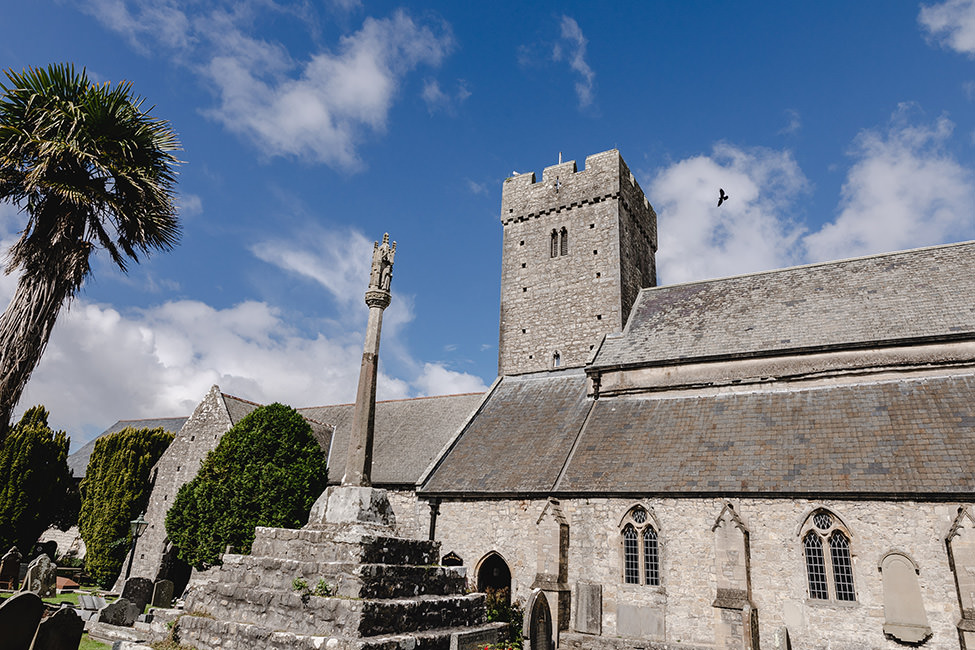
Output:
[97, 598, 140, 627]
[0, 546, 22, 590]
[151, 579, 174, 608]
[29, 606, 85, 650]
[0, 591, 44, 650]
[121, 577, 153, 612]
[23, 554, 57, 598]
[574, 582, 601, 634]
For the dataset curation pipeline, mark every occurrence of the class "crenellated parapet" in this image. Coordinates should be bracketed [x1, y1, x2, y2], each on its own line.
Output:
[498, 149, 657, 376]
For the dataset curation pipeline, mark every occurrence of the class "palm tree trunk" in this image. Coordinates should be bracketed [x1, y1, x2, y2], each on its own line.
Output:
[0, 270, 77, 435]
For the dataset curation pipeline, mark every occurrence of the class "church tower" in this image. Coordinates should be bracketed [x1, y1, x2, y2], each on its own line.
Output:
[498, 149, 657, 376]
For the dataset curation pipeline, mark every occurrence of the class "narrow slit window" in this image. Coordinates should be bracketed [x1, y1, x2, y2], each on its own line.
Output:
[643, 527, 659, 586]
[623, 525, 639, 584]
[830, 533, 856, 601]
[550, 230, 558, 258]
[559, 227, 568, 256]
[804, 533, 828, 599]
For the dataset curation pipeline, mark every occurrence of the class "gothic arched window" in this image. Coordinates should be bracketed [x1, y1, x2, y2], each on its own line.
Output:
[550, 230, 558, 258]
[620, 505, 660, 586]
[800, 509, 856, 601]
[559, 227, 568, 256]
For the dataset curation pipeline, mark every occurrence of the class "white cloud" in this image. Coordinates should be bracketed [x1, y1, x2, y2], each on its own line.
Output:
[80, 0, 194, 54]
[177, 193, 203, 218]
[422, 78, 471, 114]
[250, 228, 373, 312]
[804, 105, 975, 261]
[650, 144, 809, 285]
[412, 363, 488, 396]
[919, 0, 975, 56]
[553, 16, 595, 109]
[779, 109, 802, 135]
[80, 2, 454, 170]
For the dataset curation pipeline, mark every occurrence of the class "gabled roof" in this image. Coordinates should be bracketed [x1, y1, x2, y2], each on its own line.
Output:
[421, 371, 592, 494]
[299, 392, 483, 487]
[420, 371, 975, 498]
[67, 417, 188, 479]
[593, 241, 975, 370]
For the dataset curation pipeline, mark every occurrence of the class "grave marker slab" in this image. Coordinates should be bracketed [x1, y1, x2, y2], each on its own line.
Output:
[29, 606, 84, 650]
[0, 591, 44, 650]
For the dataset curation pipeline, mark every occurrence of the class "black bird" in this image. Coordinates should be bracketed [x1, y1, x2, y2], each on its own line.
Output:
[717, 188, 729, 207]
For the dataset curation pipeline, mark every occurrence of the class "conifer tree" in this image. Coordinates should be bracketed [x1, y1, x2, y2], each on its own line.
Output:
[78, 426, 173, 586]
[166, 404, 328, 570]
[0, 406, 72, 553]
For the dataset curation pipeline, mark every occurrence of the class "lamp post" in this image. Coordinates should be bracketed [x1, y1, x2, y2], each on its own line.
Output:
[124, 512, 149, 582]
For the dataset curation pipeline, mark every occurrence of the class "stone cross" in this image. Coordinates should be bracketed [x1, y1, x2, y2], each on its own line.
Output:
[342, 233, 396, 487]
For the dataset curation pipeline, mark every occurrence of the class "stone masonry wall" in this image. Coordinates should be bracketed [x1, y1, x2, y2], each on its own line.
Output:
[433, 496, 971, 650]
[128, 386, 234, 583]
[498, 150, 657, 376]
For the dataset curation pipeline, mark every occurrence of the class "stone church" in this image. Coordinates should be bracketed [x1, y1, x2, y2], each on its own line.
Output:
[129, 149, 975, 650]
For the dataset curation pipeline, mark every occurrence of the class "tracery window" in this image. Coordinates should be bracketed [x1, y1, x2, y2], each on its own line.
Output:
[800, 509, 856, 602]
[620, 505, 660, 586]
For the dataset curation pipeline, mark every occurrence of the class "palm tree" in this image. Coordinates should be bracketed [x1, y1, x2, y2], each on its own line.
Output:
[0, 64, 181, 434]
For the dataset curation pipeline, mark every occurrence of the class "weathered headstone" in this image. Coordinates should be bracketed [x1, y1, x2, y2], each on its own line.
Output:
[29, 606, 85, 650]
[0, 546, 22, 590]
[23, 554, 57, 598]
[97, 598, 140, 627]
[121, 577, 153, 612]
[574, 582, 601, 634]
[151, 579, 174, 608]
[0, 591, 44, 650]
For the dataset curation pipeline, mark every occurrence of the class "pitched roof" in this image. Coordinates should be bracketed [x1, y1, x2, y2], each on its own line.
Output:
[593, 241, 975, 370]
[299, 392, 484, 486]
[67, 417, 188, 479]
[420, 372, 975, 497]
[421, 372, 592, 494]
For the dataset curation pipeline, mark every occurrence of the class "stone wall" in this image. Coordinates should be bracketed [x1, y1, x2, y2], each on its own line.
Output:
[498, 150, 656, 376]
[432, 496, 971, 650]
[127, 386, 234, 584]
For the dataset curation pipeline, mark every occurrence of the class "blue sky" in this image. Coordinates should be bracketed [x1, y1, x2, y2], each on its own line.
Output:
[1, 0, 974, 449]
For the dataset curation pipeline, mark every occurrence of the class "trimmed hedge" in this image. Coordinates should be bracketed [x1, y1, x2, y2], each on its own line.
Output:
[166, 403, 328, 570]
[0, 406, 73, 553]
[79, 426, 173, 586]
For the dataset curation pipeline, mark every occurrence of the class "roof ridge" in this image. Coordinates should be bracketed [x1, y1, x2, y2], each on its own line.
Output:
[299, 392, 484, 410]
[643, 239, 975, 293]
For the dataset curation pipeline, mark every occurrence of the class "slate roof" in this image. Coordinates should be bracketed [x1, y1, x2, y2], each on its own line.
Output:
[593, 241, 975, 370]
[67, 417, 188, 479]
[420, 372, 975, 497]
[421, 371, 592, 494]
[299, 392, 484, 487]
[223, 393, 261, 425]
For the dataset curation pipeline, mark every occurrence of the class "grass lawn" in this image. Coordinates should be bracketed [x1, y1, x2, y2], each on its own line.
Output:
[79, 633, 111, 650]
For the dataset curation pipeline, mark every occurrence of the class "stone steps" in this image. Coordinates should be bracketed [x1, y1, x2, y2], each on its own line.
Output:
[250, 525, 439, 566]
[184, 581, 486, 637]
[206, 554, 466, 598]
[176, 613, 505, 650]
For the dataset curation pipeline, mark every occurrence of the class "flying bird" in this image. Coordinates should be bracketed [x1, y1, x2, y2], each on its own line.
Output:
[717, 188, 729, 207]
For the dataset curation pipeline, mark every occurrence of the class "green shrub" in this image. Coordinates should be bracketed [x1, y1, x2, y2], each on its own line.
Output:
[0, 406, 73, 552]
[165, 404, 328, 570]
[78, 427, 174, 586]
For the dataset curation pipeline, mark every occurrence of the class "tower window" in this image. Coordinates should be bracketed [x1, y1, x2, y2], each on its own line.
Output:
[553, 351, 561, 368]
[521, 263, 526, 268]
[559, 227, 568, 256]
[551, 230, 558, 258]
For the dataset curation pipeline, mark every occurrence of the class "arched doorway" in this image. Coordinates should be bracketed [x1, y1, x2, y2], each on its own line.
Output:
[527, 590, 553, 650]
[476, 551, 511, 602]
[477, 551, 511, 592]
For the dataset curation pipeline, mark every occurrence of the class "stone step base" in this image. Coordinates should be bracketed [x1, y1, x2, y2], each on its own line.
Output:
[559, 632, 713, 650]
[250, 525, 439, 566]
[183, 582, 487, 637]
[176, 615, 506, 650]
[207, 554, 466, 599]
